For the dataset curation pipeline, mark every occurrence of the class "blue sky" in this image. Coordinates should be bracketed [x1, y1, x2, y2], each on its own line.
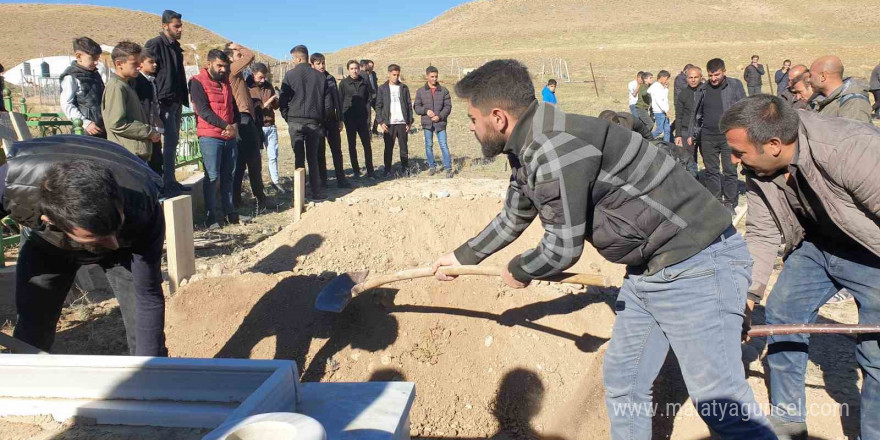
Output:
[9, 0, 469, 59]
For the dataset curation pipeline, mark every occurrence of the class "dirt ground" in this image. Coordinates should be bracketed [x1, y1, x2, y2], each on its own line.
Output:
[3, 177, 862, 440]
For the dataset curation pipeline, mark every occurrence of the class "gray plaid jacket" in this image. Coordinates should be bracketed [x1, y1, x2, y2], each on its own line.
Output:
[454, 101, 731, 282]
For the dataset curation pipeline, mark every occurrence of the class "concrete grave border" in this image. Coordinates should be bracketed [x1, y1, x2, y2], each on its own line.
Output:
[0, 354, 300, 429]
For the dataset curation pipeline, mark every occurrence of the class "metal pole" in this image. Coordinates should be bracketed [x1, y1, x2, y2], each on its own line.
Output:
[748, 324, 880, 337]
[589, 63, 599, 98]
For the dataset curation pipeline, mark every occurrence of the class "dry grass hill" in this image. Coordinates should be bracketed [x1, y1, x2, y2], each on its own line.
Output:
[0, 4, 276, 67]
[328, 0, 880, 97]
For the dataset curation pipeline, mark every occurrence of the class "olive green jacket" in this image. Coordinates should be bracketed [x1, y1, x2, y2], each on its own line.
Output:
[102, 72, 153, 159]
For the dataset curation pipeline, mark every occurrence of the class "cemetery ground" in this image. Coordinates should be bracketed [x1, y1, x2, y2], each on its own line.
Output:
[0, 83, 867, 439]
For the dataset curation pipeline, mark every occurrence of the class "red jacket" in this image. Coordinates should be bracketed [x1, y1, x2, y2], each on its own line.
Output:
[191, 68, 234, 139]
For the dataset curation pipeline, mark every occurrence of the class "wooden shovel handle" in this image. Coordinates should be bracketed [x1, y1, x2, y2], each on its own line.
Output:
[352, 265, 609, 295]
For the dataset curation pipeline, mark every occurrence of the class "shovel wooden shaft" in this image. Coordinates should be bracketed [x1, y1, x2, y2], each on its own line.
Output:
[351, 265, 609, 296]
[748, 324, 880, 337]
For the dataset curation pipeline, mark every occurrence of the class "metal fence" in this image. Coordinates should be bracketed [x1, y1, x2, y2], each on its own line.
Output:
[2, 87, 203, 266]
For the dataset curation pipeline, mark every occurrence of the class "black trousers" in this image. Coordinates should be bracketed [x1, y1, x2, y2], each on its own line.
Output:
[149, 141, 163, 175]
[700, 133, 739, 206]
[872, 90, 880, 113]
[233, 114, 266, 208]
[288, 119, 323, 194]
[344, 117, 374, 176]
[383, 124, 409, 172]
[319, 119, 347, 183]
[748, 85, 762, 96]
[13, 237, 166, 356]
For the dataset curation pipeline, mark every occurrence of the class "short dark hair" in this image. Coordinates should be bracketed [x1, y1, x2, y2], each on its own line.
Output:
[359, 59, 369, 67]
[290, 45, 308, 59]
[454, 59, 535, 118]
[707, 58, 726, 72]
[39, 160, 124, 235]
[683, 64, 695, 71]
[310, 53, 326, 64]
[207, 49, 230, 63]
[719, 95, 800, 152]
[162, 10, 182, 24]
[0, 63, 5, 74]
[598, 110, 620, 123]
[73, 37, 102, 56]
[657, 70, 670, 79]
[426, 66, 439, 75]
[141, 48, 157, 62]
[783, 59, 791, 64]
[751, 55, 759, 60]
[547, 79, 557, 86]
[388, 64, 400, 73]
[640, 71, 653, 80]
[252, 62, 268, 75]
[111, 41, 141, 64]
[346, 59, 359, 69]
[637, 70, 644, 77]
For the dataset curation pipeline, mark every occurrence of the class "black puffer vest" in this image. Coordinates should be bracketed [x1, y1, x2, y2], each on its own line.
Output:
[59, 62, 105, 128]
[3, 135, 161, 253]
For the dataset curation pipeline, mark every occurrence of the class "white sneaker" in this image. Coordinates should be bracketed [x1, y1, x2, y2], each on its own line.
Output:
[207, 223, 221, 230]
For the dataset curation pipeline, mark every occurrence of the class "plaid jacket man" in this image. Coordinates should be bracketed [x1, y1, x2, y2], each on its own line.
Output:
[453, 101, 731, 282]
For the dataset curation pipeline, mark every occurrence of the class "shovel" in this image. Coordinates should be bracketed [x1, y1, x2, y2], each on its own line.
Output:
[315, 265, 610, 313]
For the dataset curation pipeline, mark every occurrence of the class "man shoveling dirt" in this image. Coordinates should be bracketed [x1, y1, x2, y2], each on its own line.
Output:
[431, 60, 775, 439]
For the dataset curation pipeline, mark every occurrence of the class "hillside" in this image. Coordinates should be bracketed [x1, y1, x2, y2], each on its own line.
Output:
[0, 4, 276, 67]
[328, 0, 880, 90]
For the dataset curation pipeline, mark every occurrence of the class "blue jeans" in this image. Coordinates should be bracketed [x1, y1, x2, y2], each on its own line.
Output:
[160, 102, 182, 188]
[652, 112, 671, 142]
[765, 240, 880, 438]
[629, 104, 638, 116]
[424, 129, 451, 170]
[604, 229, 774, 439]
[200, 136, 237, 224]
[262, 125, 280, 185]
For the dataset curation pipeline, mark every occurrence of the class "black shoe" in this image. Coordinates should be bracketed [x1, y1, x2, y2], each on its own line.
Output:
[352, 171, 362, 179]
[337, 179, 352, 189]
[310, 191, 327, 201]
[256, 198, 279, 211]
[270, 182, 286, 195]
[175, 182, 192, 192]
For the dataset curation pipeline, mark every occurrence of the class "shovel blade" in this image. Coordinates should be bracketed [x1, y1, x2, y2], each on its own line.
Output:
[315, 270, 370, 312]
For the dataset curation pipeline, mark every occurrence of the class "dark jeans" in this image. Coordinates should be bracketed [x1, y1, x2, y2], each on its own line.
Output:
[148, 141, 163, 175]
[872, 90, 880, 115]
[748, 85, 762, 96]
[13, 236, 167, 356]
[319, 119, 347, 183]
[604, 230, 774, 439]
[288, 119, 323, 194]
[700, 133, 739, 207]
[159, 101, 182, 188]
[383, 124, 409, 173]
[233, 114, 266, 207]
[344, 117, 374, 176]
[765, 240, 880, 438]
[200, 136, 237, 224]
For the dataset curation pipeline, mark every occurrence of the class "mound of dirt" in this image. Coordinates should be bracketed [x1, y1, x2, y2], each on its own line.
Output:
[167, 180, 625, 438]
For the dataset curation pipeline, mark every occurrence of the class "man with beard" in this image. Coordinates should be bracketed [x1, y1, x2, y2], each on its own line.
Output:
[809, 55, 872, 123]
[189, 49, 241, 227]
[691, 58, 746, 215]
[145, 10, 190, 197]
[3, 136, 166, 356]
[786, 65, 814, 110]
[723, 95, 880, 440]
[431, 60, 774, 440]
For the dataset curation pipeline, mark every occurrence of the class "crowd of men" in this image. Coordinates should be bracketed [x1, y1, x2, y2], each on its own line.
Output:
[46, 10, 456, 228]
[3, 12, 880, 440]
